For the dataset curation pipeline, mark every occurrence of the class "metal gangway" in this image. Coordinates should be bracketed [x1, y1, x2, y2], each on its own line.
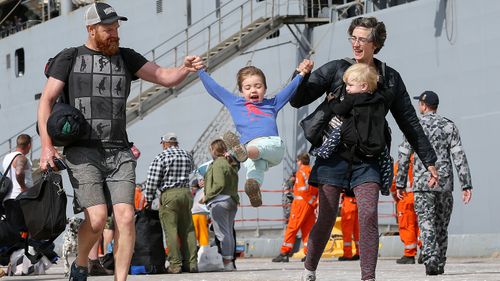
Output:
[3, 0, 409, 174]
[1, 0, 332, 175]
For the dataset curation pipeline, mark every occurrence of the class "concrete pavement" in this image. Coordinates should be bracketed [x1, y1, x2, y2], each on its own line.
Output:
[1, 257, 500, 281]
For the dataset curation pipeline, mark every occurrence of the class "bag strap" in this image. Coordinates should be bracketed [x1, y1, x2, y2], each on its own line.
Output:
[1, 153, 21, 181]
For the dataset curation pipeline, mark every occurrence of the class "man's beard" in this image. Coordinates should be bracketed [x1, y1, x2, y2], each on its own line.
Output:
[95, 32, 120, 56]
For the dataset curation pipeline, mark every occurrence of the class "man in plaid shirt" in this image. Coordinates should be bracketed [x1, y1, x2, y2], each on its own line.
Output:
[144, 132, 198, 273]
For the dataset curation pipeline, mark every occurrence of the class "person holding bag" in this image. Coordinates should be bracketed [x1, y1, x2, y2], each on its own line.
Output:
[1, 134, 32, 233]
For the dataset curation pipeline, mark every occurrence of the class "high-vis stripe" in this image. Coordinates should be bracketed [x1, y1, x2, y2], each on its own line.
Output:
[404, 243, 417, 249]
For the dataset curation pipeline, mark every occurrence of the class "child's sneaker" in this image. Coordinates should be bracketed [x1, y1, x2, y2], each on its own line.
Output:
[245, 179, 262, 207]
[222, 131, 248, 162]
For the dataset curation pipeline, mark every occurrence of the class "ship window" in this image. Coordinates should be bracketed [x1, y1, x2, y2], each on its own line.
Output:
[15, 48, 25, 77]
[156, 0, 163, 13]
[6, 54, 10, 69]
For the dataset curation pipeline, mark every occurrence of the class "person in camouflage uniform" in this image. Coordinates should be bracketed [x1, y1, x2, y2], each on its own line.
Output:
[395, 91, 473, 276]
[282, 173, 296, 225]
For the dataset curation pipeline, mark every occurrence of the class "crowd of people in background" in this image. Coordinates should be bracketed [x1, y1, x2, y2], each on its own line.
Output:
[0, 16, 28, 38]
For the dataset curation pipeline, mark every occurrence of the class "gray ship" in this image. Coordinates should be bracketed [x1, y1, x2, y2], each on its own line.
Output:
[0, 0, 499, 258]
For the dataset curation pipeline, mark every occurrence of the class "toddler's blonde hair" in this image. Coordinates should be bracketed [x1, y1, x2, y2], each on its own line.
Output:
[343, 63, 378, 93]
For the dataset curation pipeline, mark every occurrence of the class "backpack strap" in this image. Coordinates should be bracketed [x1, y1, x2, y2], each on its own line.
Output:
[59, 47, 79, 104]
[327, 58, 356, 101]
[342, 57, 356, 65]
[380, 61, 386, 78]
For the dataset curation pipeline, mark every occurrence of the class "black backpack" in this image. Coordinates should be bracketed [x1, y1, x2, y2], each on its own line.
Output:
[41, 48, 90, 146]
[130, 209, 166, 274]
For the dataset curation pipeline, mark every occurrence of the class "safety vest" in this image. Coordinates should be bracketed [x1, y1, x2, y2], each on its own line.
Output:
[293, 164, 318, 206]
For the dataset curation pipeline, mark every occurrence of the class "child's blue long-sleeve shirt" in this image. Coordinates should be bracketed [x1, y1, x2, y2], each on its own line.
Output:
[198, 70, 303, 144]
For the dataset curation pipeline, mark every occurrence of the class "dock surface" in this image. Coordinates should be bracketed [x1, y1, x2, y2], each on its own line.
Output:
[2, 256, 500, 280]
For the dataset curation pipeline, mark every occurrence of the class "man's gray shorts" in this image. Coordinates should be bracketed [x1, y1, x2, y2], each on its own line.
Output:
[64, 146, 136, 213]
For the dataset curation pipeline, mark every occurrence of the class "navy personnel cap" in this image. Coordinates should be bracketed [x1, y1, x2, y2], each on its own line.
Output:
[414, 90, 439, 106]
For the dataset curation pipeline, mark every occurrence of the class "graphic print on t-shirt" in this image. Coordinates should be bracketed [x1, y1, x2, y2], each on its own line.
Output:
[74, 55, 92, 73]
[92, 119, 111, 139]
[76, 76, 91, 94]
[112, 76, 125, 97]
[111, 56, 125, 75]
[75, 97, 91, 119]
[244, 102, 271, 122]
[69, 49, 130, 144]
[94, 55, 111, 74]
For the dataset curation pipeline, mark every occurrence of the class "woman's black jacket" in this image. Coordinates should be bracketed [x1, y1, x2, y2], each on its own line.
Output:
[290, 58, 437, 168]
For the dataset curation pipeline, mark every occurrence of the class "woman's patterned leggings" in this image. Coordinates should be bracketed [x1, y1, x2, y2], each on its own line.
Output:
[304, 182, 380, 281]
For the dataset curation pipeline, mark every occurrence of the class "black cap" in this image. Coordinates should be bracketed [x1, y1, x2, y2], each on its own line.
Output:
[85, 2, 128, 26]
[413, 91, 439, 106]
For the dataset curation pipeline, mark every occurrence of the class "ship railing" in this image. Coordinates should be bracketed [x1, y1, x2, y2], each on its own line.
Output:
[329, 0, 418, 22]
[0, 0, 329, 171]
[0, 121, 40, 164]
[235, 187, 398, 235]
[127, 0, 314, 109]
[155, 0, 317, 169]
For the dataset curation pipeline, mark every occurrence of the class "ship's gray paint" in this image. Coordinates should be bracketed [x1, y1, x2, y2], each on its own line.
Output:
[1, 0, 499, 236]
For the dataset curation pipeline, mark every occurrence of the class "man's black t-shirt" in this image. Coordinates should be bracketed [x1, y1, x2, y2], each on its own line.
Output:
[47, 45, 148, 148]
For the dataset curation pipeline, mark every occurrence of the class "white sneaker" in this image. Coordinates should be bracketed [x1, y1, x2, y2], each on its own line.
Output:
[223, 262, 235, 272]
[301, 269, 316, 281]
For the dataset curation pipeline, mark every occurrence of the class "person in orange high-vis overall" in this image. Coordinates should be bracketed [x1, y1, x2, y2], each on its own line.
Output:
[134, 185, 146, 211]
[272, 153, 318, 262]
[339, 191, 360, 261]
[391, 153, 421, 264]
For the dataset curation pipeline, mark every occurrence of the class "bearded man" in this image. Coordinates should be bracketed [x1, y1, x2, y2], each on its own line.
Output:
[37, 3, 203, 281]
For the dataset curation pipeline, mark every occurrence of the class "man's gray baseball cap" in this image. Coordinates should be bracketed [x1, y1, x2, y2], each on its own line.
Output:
[85, 2, 128, 26]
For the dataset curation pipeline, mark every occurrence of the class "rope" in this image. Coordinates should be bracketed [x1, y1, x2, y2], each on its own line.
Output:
[0, 0, 22, 26]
